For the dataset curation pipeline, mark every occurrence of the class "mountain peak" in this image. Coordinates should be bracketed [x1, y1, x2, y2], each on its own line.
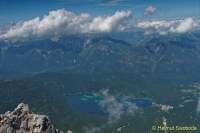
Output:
[0, 103, 63, 133]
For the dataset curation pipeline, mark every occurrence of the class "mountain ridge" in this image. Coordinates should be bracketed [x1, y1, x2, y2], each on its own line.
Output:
[0, 103, 64, 133]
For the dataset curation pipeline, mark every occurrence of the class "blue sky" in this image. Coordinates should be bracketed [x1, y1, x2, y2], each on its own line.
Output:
[0, 0, 199, 26]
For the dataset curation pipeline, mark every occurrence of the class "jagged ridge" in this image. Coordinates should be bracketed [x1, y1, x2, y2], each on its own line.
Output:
[0, 103, 63, 133]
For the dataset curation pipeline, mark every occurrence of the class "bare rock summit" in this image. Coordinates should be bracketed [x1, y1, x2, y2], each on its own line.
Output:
[0, 103, 63, 133]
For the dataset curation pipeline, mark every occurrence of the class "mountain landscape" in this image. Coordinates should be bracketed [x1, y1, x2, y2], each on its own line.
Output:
[0, 0, 200, 133]
[0, 31, 200, 132]
[1, 31, 200, 80]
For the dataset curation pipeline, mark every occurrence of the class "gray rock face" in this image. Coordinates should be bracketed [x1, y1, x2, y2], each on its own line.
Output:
[0, 103, 63, 133]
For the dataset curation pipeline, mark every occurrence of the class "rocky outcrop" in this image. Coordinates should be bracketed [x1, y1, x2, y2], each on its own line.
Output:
[0, 103, 63, 133]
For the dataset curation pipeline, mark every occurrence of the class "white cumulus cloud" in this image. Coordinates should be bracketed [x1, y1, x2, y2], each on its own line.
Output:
[88, 10, 132, 32]
[144, 6, 157, 16]
[136, 18, 200, 35]
[98, 89, 138, 123]
[0, 9, 200, 42]
[0, 9, 132, 42]
[170, 17, 198, 33]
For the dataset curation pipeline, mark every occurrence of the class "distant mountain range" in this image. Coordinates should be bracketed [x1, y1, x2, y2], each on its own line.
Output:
[0, 31, 200, 81]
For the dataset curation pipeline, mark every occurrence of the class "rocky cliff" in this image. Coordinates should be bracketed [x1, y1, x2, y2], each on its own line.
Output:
[0, 103, 63, 133]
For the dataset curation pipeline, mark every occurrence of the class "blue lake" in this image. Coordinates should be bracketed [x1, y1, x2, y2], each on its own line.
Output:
[67, 94, 152, 115]
[67, 94, 106, 115]
[130, 99, 152, 108]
